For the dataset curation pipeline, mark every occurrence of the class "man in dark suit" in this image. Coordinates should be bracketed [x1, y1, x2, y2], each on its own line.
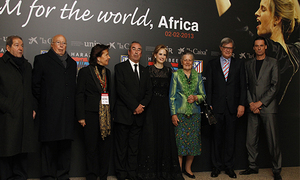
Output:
[32, 34, 77, 180]
[0, 35, 37, 180]
[239, 37, 282, 180]
[206, 37, 247, 178]
[114, 41, 152, 180]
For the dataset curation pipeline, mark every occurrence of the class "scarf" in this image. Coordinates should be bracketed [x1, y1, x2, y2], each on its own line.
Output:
[177, 69, 198, 116]
[94, 66, 111, 140]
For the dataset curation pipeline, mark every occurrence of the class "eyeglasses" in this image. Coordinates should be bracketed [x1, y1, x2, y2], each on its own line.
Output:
[52, 41, 67, 46]
[222, 46, 234, 50]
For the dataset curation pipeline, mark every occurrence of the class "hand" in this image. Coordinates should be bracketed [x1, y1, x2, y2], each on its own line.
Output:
[187, 95, 198, 104]
[134, 104, 145, 114]
[249, 101, 262, 112]
[237, 105, 245, 118]
[172, 114, 179, 126]
[78, 119, 86, 127]
[253, 109, 260, 114]
[33, 110, 36, 119]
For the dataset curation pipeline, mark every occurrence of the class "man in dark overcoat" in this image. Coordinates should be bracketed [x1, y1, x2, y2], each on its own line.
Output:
[0, 35, 37, 180]
[32, 34, 77, 180]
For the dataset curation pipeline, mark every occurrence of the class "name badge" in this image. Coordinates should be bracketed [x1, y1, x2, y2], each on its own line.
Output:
[101, 93, 109, 105]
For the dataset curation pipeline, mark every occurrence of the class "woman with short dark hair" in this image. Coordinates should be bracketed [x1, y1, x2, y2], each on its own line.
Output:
[76, 44, 112, 180]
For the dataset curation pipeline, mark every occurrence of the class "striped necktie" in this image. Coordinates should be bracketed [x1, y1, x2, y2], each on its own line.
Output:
[223, 59, 229, 81]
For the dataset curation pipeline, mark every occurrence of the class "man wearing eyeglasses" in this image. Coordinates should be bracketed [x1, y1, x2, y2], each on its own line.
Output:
[32, 34, 77, 180]
[205, 37, 247, 179]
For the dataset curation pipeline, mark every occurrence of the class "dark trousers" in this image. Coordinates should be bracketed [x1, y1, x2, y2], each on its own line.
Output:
[114, 121, 142, 179]
[84, 111, 112, 180]
[246, 113, 282, 173]
[0, 153, 28, 180]
[211, 106, 237, 170]
[41, 140, 72, 180]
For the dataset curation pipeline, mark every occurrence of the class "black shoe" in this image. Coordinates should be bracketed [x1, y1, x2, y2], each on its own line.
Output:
[211, 168, 220, 178]
[225, 168, 237, 178]
[274, 173, 282, 180]
[239, 167, 259, 175]
[183, 170, 195, 179]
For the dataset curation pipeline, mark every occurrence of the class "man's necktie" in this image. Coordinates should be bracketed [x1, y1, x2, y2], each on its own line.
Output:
[134, 64, 139, 81]
[223, 59, 229, 81]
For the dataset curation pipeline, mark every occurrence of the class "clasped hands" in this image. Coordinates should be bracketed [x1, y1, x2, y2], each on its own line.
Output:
[249, 101, 262, 114]
[187, 95, 198, 104]
[134, 104, 145, 115]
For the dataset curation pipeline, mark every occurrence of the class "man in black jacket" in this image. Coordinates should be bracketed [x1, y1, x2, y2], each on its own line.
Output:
[114, 41, 152, 180]
[32, 34, 77, 180]
[0, 35, 36, 180]
[206, 37, 247, 179]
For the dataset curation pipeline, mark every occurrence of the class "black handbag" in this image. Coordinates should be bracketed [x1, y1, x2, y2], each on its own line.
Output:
[201, 99, 217, 125]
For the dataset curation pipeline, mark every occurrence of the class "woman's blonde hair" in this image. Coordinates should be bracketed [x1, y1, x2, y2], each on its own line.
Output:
[269, 0, 299, 39]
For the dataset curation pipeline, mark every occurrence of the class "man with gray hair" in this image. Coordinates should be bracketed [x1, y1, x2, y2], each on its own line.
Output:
[205, 37, 247, 178]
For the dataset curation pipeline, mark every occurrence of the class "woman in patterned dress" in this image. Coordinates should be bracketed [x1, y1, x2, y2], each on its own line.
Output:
[169, 51, 206, 179]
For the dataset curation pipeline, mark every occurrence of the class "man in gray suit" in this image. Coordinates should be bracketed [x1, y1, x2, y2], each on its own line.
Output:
[240, 36, 282, 180]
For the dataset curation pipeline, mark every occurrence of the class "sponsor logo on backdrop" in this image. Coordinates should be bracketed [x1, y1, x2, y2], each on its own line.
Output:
[40, 50, 48, 54]
[71, 41, 83, 47]
[247, 53, 254, 59]
[178, 47, 207, 56]
[190, 48, 207, 56]
[29, 37, 38, 44]
[193, 60, 203, 73]
[70, 52, 89, 71]
[120, 55, 128, 62]
[178, 47, 185, 54]
[109, 42, 116, 49]
[1, 47, 5, 57]
[84, 40, 101, 47]
[28, 37, 52, 45]
[0, 36, 6, 42]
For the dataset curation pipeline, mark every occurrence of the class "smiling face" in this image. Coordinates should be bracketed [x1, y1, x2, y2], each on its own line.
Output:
[181, 54, 194, 70]
[255, 0, 275, 37]
[51, 35, 67, 56]
[97, 49, 110, 66]
[6, 38, 23, 58]
[220, 42, 233, 59]
[154, 48, 167, 65]
[128, 43, 142, 63]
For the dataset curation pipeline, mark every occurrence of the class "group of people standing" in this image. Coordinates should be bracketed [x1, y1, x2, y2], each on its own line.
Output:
[0, 33, 284, 180]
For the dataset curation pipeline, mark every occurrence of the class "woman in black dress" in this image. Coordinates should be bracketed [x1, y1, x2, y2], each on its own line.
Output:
[138, 45, 184, 180]
[76, 44, 112, 180]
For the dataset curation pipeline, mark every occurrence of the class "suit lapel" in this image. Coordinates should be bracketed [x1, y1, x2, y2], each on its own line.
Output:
[89, 66, 104, 93]
[125, 60, 139, 85]
[216, 59, 225, 81]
